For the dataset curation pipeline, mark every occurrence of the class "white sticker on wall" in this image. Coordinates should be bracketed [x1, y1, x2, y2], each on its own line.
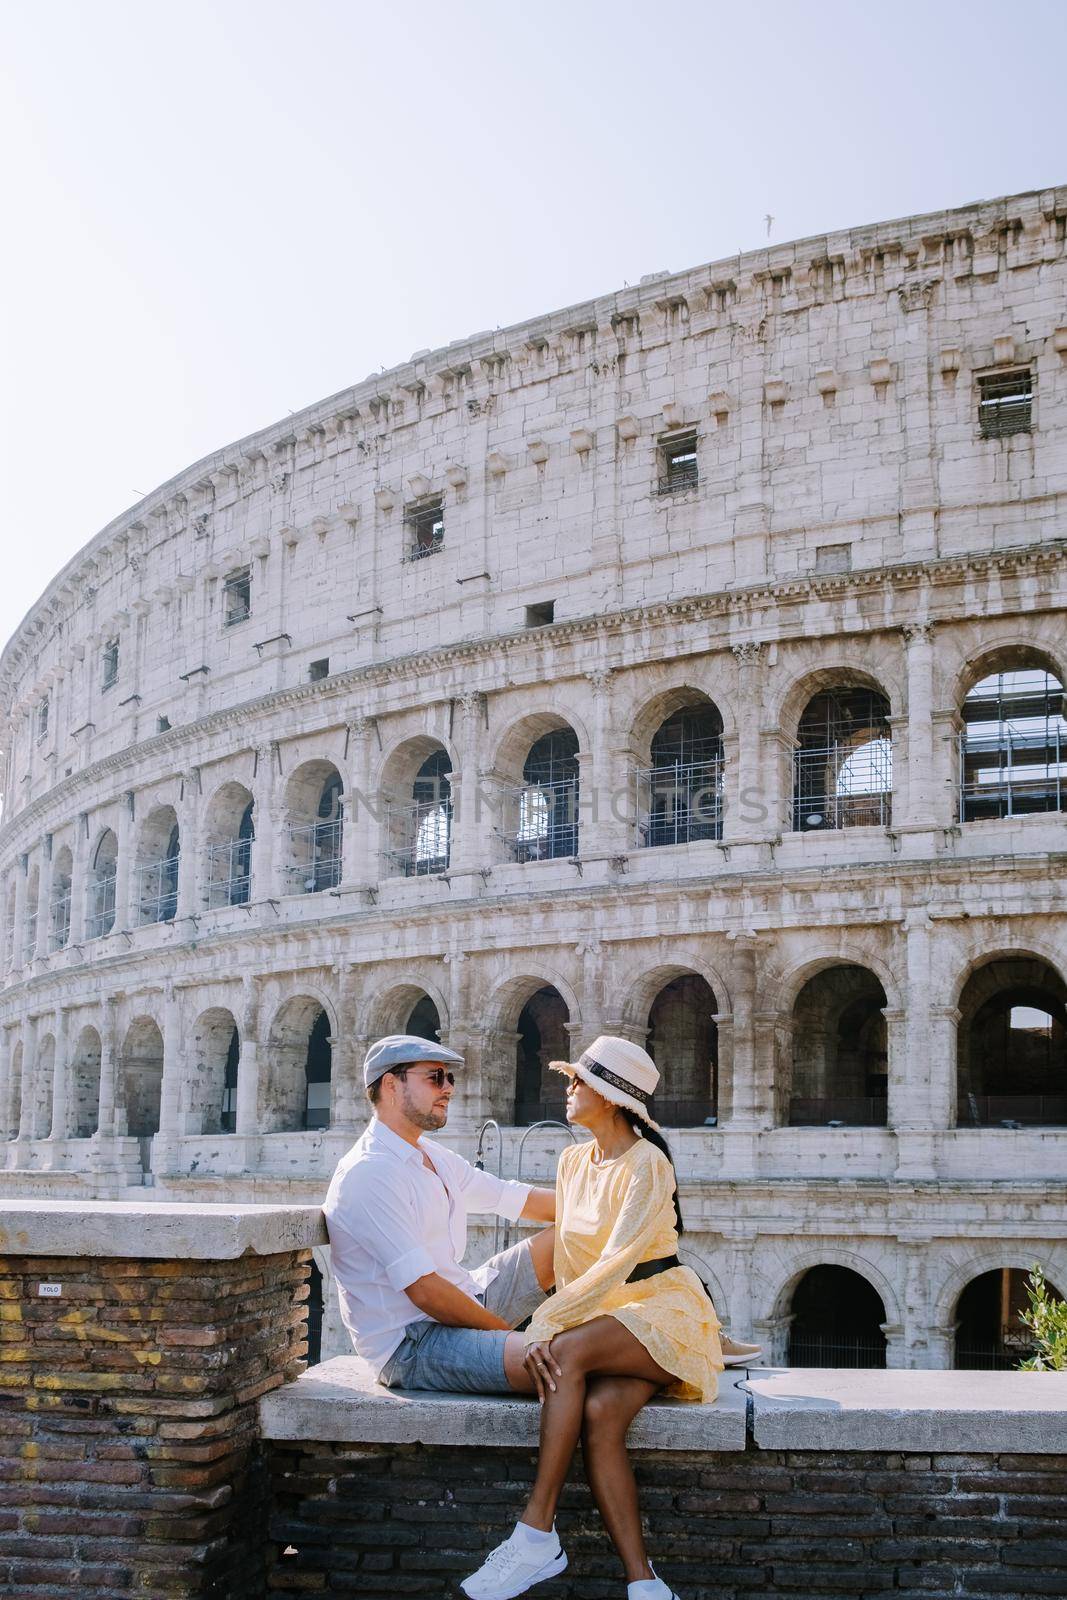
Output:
[38, 1283, 62, 1297]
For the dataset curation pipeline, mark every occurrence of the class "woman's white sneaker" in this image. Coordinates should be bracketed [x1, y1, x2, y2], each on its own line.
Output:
[460, 1525, 568, 1600]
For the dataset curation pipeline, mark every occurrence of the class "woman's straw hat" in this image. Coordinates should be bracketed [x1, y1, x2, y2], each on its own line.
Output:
[550, 1034, 662, 1131]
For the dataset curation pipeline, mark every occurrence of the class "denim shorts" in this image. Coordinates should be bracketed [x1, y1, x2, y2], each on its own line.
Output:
[377, 1237, 546, 1394]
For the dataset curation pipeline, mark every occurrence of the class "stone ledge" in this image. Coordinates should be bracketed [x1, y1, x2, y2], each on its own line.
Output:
[748, 1367, 1067, 1452]
[0, 1199, 327, 1258]
[259, 1355, 749, 1451]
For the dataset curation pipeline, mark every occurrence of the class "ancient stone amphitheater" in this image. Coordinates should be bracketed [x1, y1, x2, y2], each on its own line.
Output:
[2, 186, 1066, 1367]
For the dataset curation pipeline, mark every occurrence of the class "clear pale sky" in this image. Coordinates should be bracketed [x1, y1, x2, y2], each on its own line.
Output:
[1, 0, 1064, 655]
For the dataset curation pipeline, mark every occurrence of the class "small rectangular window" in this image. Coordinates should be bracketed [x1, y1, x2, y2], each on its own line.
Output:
[36, 697, 49, 740]
[102, 639, 119, 690]
[657, 431, 698, 495]
[157, 715, 171, 733]
[223, 566, 252, 626]
[525, 601, 555, 628]
[309, 658, 330, 682]
[815, 543, 852, 575]
[978, 370, 1032, 438]
[405, 498, 444, 561]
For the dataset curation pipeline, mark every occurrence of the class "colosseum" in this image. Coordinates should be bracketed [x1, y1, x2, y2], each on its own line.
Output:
[1, 186, 1066, 1370]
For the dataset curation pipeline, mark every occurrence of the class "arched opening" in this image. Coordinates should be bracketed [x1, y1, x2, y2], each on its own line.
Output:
[514, 985, 571, 1124]
[307, 1260, 324, 1367]
[638, 702, 725, 847]
[136, 807, 180, 924]
[957, 956, 1067, 1126]
[264, 998, 333, 1133]
[788, 965, 888, 1126]
[23, 867, 39, 963]
[385, 747, 453, 877]
[86, 830, 118, 939]
[512, 729, 580, 862]
[646, 974, 718, 1126]
[406, 995, 442, 1042]
[204, 784, 255, 907]
[49, 847, 72, 952]
[788, 1265, 888, 1367]
[71, 1025, 101, 1138]
[186, 1009, 240, 1136]
[285, 763, 343, 894]
[954, 1267, 1065, 1369]
[791, 685, 892, 831]
[119, 1017, 164, 1156]
[33, 1033, 55, 1139]
[960, 660, 1067, 821]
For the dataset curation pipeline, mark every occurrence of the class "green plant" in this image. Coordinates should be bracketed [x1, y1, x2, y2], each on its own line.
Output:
[1017, 1265, 1067, 1371]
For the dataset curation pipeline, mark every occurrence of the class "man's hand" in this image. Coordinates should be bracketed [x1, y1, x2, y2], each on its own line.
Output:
[520, 1186, 556, 1224]
[404, 1272, 510, 1330]
[522, 1338, 563, 1401]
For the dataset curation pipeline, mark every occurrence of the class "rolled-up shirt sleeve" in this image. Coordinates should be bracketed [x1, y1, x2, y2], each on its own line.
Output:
[446, 1150, 531, 1222]
[335, 1168, 436, 1291]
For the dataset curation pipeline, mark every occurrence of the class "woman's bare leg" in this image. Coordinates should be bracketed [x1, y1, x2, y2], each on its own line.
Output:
[520, 1316, 674, 1532]
[582, 1375, 661, 1582]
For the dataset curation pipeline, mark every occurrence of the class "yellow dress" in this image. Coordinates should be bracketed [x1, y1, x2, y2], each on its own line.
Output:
[523, 1137, 723, 1402]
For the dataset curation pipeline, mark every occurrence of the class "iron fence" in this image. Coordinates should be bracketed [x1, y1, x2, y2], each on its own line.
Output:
[48, 891, 71, 952]
[788, 1096, 889, 1127]
[206, 839, 252, 907]
[959, 727, 1066, 820]
[289, 818, 343, 893]
[959, 1094, 1067, 1128]
[85, 875, 117, 940]
[791, 739, 892, 831]
[635, 759, 723, 846]
[503, 779, 579, 861]
[384, 799, 453, 877]
[136, 855, 180, 924]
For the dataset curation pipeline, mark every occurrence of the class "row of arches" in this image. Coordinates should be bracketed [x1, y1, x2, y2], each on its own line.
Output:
[8, 947, 1064, 1146]
[5, 649, 1065, 962]
[780, 1264, 1062, 1372]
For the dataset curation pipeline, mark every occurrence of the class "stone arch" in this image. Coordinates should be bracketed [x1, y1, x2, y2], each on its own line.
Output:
[787, 674, 894, 833]
[632, 689, 727, 848]
[489, 712, 585, 863]
[954, 951, 1067, 1128]
[203, 781, 254, 908]
[932, 1248, 1067, 1334]
[644, 972, 719, 1127]
[948, 637, 1067, 710]
[71, 1024, 102, 1139]
[376, 736, 455, 878]
[8, 1036, 23, 1136]
[49, 845, 73, 951]
[489, 707, 591, 786]
[770, 1246, 903, 1331]
[774, 661, 900, 740]
[263, 993, 336, 1134]
[628, 685, 731, 766]
[135, 805, 179, 924]
[956, 645, 1067, 823]
[119, 1016, 164, 1142]
[183, 1007, 241, 1136]
[786, 964, 889, 1127]
[33, 1032, 55, 1139]
[673, 1246, 729, 1326]
[617, 957, 732, 1037]
[359, 977, 450, 1042]
[282, 760, 343, 895]
[764, 947, 902, 1020]
[483, 968, 582, 1126]
[787, 1262, 889, 1367]
[87, 828, 118, 939]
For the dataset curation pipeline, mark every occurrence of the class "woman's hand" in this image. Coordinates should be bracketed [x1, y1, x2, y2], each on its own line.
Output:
[523, 1338, 563, 1401]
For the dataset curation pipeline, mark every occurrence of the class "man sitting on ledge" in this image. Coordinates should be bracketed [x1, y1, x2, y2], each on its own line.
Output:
[324, 1034, 558, 1395]
[324, 1033, 761, 1396]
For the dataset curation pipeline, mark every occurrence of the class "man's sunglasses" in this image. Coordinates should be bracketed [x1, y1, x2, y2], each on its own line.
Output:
[394, 1067, 456, 1088]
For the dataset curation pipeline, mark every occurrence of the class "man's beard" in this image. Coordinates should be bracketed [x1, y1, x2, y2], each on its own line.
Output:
[401, 1086, 448, 1131]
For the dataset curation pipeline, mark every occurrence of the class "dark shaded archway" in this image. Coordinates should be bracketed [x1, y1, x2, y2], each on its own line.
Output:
[788, 1265, 887, 1367]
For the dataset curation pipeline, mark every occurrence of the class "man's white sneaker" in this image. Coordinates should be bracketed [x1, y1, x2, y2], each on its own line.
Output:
[460, 1527, 568, 1600]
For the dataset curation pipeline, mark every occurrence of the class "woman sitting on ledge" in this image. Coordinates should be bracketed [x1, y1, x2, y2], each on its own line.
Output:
[462, 1036, 729, 1600]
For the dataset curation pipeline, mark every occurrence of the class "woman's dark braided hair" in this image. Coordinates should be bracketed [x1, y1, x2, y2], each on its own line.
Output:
[621, 1109, 684, 1237]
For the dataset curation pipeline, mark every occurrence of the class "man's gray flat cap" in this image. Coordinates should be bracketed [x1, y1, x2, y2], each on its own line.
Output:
[363, 1034, 465, 1088]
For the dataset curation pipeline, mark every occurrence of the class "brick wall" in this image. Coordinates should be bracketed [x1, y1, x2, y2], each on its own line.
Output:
[0, 1248, 311, 1598]
[266, 1440, 1067, 1599]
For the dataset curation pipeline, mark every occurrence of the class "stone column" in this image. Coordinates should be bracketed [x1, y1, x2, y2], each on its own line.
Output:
[69, 813, 89, 945]
[580, 669, 631, 860]
[35, 842, 52, 962]
[153, 982, 183, 1172]
[12, 854, 27, 971]
[176, 770, 200, 919]
[234, 976, 262, 1152]
[718, 934, 762, 1178]
[329, 964, 363, 1133]
[900, 1235, 933, 1366]
[0, 1027, 12, 1140]
[902, 624, 936, 829]
[114, 792, 135, 933]
[48, 1005, 71, 1148]
[930, 1003, 961, 1130]
[726, 643, 768, 842]
[342, 717, 377, 887]
[893, 910, 943, 1179]
[94, 996, 120, 1140]
[448, 695, 488, 877]
[251, 742, 279, 900]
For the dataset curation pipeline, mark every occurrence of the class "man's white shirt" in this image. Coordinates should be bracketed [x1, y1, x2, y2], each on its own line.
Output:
[323, 1118, 531, 1374]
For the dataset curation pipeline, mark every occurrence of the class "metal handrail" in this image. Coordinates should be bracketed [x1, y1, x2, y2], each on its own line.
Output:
[136, 854, 180, 924]
[86, 874, 117, 940]
[501, 1119, 579, 1251]
[502, 779, 579, 862]
[384, 798, 452, 877]
[635, 758, 724, 846]
[206, 839, 252, 907]
[289, 818, 343, 893]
